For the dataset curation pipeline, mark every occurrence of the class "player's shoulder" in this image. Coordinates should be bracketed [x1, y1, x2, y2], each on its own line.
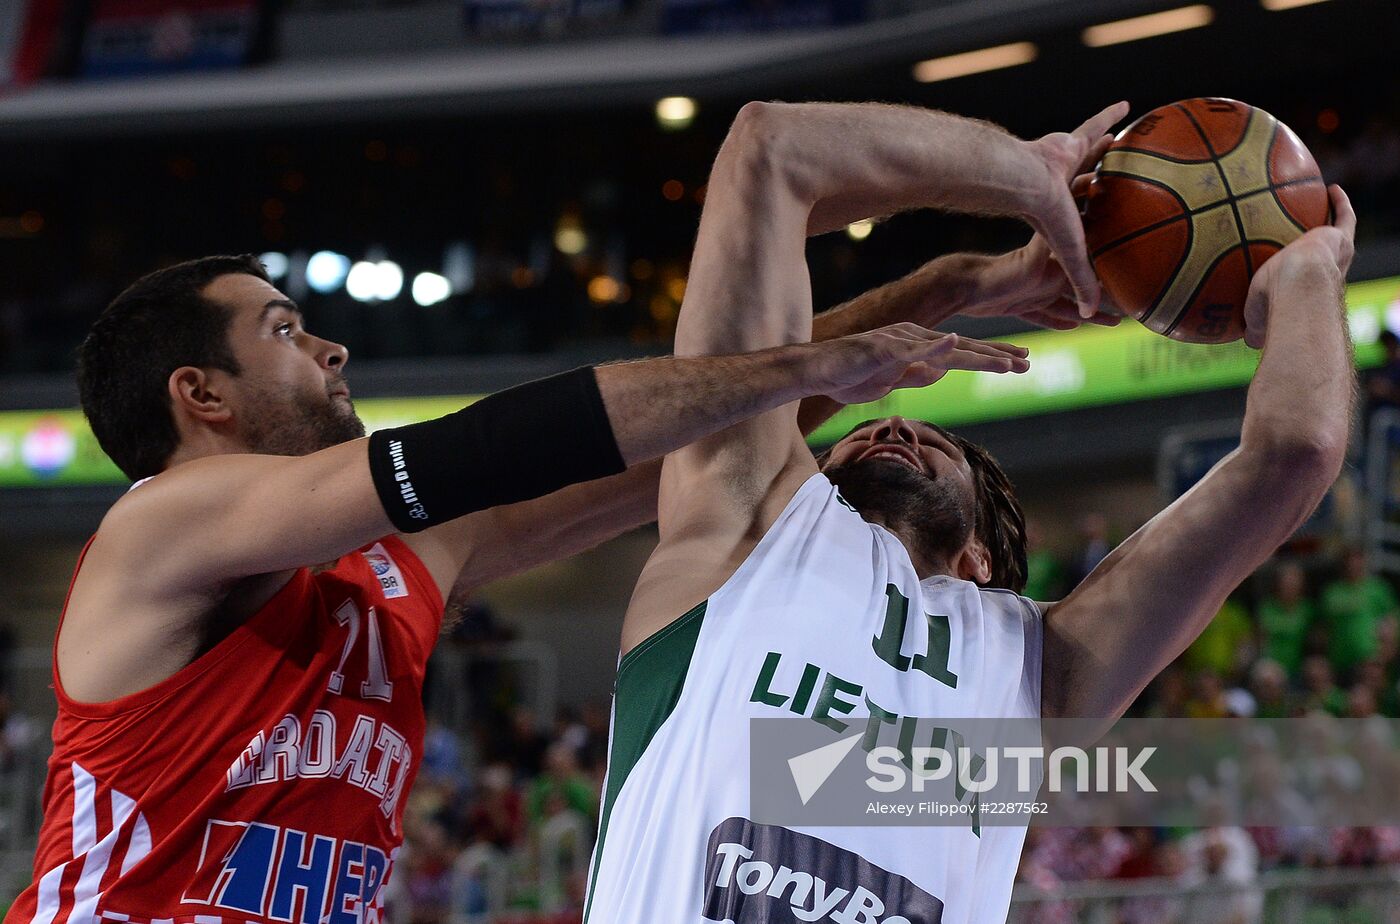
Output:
[977, 583, 1045, 612]
[99, 454, 281, 535]
[86, 456, 291, 598]
[88, 469, 181, 566]
[927, 575, 1045, 620]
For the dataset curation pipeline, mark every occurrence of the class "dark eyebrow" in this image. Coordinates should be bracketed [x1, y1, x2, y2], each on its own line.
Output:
[259, 299, 303, 325]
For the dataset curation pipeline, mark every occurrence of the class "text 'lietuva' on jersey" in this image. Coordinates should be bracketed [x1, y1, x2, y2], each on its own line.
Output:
[584, 473, 1044, 924]
[7, 535, 443, 924]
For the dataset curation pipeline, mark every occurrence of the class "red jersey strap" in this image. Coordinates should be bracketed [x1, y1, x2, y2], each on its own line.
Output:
[375, 535, 445, 616]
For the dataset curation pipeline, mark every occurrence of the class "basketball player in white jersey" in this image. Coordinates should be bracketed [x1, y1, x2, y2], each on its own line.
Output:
[584, 100, 1357, 923]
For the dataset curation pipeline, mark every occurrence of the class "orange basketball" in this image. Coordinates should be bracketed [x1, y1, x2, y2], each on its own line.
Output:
[1081, 98, 1328, 344]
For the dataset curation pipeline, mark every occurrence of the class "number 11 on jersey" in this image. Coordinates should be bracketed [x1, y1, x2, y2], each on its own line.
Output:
[871, 584, 958, 688]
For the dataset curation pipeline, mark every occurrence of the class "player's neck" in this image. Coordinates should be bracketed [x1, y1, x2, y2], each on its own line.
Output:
[879, 520, 954, 582]
[165, 430, 252, 469]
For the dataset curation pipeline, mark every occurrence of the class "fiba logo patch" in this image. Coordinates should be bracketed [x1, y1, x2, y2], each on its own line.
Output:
[362, 543, 409, 599]
[703, 817, 943, 923]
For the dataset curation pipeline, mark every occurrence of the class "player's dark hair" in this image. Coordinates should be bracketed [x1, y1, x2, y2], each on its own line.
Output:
[77, 255, 269, 481]
[935, 425, 1028, 594]
[817, 420, 1028, 593]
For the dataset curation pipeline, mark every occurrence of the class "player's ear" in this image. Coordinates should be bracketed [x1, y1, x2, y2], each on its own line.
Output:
[955, 540, 992, 586]
[169, 366, 233, 425]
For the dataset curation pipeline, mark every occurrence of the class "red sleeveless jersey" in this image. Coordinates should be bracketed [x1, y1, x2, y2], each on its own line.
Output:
[7, 534, 444, 924]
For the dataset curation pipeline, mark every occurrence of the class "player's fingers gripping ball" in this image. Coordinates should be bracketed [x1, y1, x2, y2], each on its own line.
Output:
[1081, 97, 1328, 344]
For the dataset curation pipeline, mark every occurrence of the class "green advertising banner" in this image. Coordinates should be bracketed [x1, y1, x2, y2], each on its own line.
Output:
[3, 275, 1398, 489]
[809, 274, 1400, 444]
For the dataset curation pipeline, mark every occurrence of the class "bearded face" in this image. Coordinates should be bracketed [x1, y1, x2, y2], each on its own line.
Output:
[822, 454, 976, 569]
[234, 374, 366, 457]
[820, 416, 1027, 591]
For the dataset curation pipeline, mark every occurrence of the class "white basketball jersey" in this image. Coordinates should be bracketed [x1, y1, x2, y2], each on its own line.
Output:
[584, 473, 1043, 924]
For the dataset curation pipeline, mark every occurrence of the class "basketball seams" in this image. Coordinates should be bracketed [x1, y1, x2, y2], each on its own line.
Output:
[1087, 99, 1321, 344]
[1161, 243, 1245, 337]
[1101, 150, 1225, 211]
[1089, 211, 1184, 259]
[1267, 196, 1310, 235]
[1271, 175, 1325, 192]
[1257, 185, 1311, 236]
[1259, 117, 1311, 235]
[1267, 177, 1325, 234]
[1086, 169, 1194, 324]
[1088, 167, 1236, 324]
[1091, 169, 1250, 257]
[1175, 102, 1254, 279]
[1153, 209, 1238, 332]
[1204, 99, 1260, 158]
[1108, 145, 1216, 166]
[1088, 170, 1191, 258]
[1138, 216, 1193, 326]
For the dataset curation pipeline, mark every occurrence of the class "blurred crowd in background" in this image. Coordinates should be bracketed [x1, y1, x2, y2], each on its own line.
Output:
[1011, 537, 1400, 924]
[2, 80, 1398, 375]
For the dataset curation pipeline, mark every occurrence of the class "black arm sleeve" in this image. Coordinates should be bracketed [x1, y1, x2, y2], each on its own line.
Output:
[367, 365, 626, 532]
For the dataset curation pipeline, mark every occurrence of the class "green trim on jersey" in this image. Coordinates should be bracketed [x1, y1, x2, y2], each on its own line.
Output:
[584, 600, 708, 923]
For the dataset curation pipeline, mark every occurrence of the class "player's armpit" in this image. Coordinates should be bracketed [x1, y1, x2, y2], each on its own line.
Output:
[402, 460, 664, 602]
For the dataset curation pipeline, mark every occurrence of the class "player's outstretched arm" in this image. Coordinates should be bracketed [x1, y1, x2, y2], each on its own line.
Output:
[431, 241, 1084, 596]
[1040, 185, 1356, 730]
[67, 329, 1011, 699]
[797, 236, 1123, 431]
[437, 244, 1093, 595]
[427, 329, 1030, 599]
[94, 328, 1014, 596]
[437, 226, 1115, 595]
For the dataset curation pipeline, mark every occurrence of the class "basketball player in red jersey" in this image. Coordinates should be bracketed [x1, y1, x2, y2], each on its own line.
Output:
[7, 244, 1044, 923]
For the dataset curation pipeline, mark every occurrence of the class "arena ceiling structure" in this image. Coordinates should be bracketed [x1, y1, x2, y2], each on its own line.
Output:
[0, 0, 1389, 138]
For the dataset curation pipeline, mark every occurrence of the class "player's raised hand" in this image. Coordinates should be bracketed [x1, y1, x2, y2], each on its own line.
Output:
[1242, 184, 1356, 349]
[811, 323, 1029, 406]
[1022, 101, 1131, 319]
[962, 233, 1124, 331]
